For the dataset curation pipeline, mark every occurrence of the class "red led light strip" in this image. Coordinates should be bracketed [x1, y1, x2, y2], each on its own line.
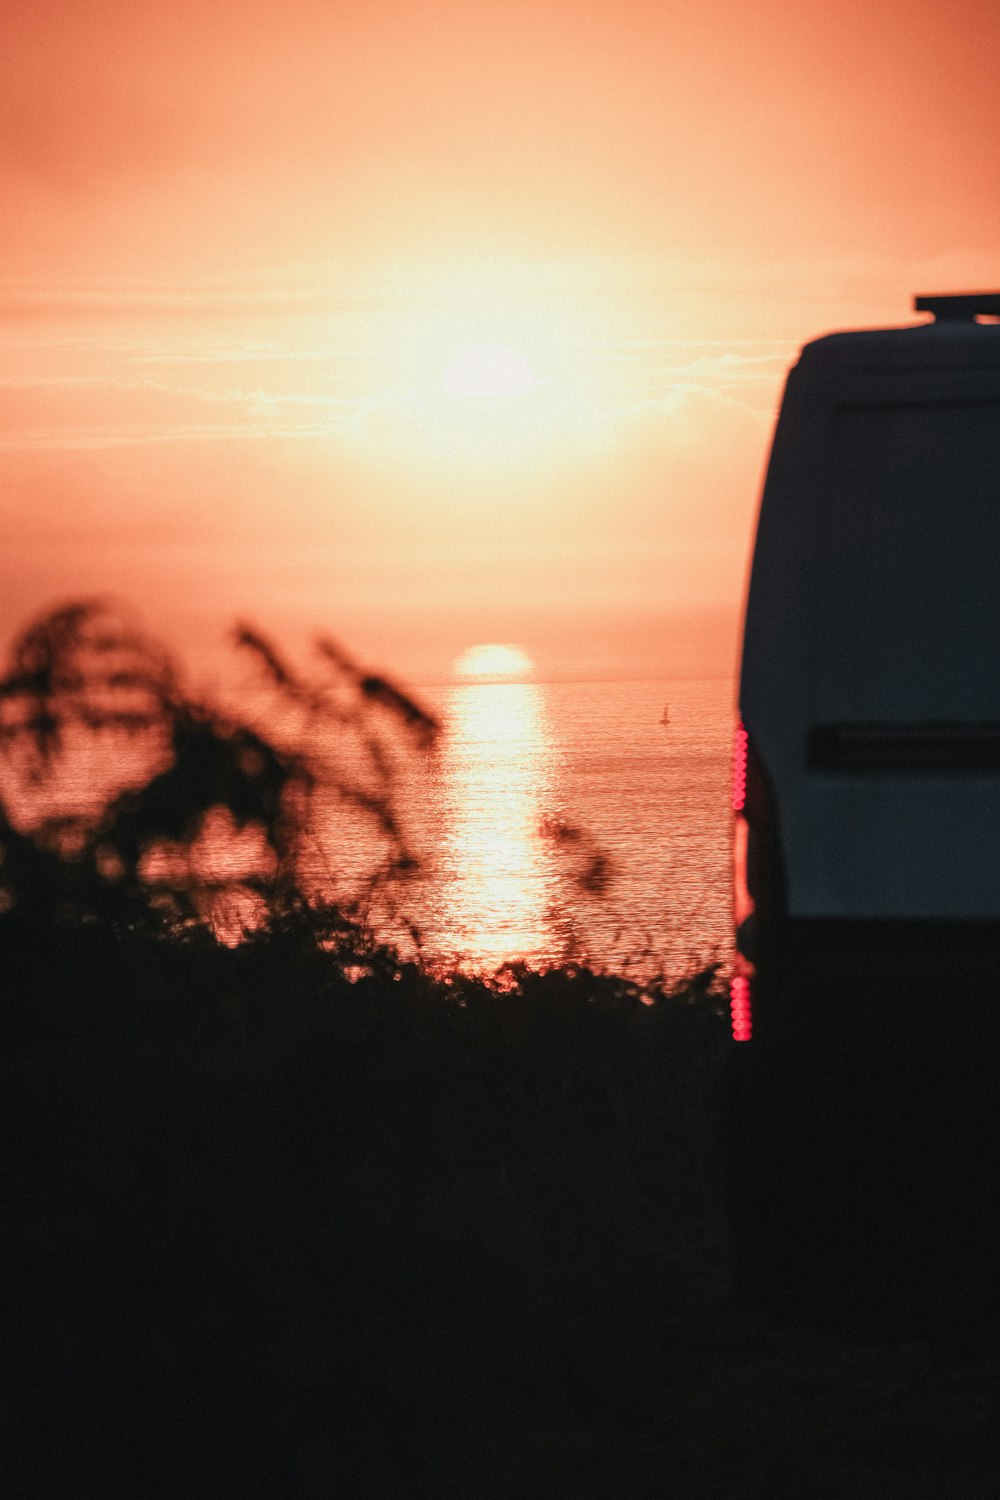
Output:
[732, 722, 748, 812]
[730, 972, 752, 1042]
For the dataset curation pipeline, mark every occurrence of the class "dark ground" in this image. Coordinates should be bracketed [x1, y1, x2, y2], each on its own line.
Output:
[2, 914, 999, 1499]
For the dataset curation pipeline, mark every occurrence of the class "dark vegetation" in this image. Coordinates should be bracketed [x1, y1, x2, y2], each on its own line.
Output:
[2, 602, 1000, 1498]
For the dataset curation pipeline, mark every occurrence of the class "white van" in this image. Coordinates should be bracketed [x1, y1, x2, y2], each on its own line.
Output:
[728, 293, 1000, 1334]
[733, 292, 1000, 1039]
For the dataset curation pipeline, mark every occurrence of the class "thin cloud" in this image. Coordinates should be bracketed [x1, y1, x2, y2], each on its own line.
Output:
[0, 281, 382, 322]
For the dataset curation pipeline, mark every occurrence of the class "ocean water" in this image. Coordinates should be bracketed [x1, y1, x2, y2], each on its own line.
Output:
[401, 676, 737, 981]
[1, 665, 737, 982]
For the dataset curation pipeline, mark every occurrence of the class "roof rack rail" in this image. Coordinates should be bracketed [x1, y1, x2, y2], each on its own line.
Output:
[914, 292, 1000, 321]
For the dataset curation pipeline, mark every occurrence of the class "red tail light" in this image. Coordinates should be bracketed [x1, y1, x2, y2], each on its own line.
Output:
[732, 721, 749, 812]
[732, 719, 755, 1042]
[730, 972, 753, 1042]
[731, 719, 782, 1043]
[733, 811, 753, 932]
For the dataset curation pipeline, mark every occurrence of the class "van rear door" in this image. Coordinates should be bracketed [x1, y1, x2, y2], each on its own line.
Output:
[741, 344, 1000, 921]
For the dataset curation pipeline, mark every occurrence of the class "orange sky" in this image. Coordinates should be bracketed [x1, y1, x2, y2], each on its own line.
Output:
[2, 0, 998, 683]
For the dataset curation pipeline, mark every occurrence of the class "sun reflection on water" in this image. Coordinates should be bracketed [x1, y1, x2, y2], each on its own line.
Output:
[434, 679, 558, 970]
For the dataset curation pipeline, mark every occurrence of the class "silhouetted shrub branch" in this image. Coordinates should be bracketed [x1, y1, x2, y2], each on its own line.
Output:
[0, 599, 438, 949]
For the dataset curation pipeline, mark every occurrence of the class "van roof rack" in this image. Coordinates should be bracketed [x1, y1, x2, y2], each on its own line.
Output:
[914, 292, 1000, 321]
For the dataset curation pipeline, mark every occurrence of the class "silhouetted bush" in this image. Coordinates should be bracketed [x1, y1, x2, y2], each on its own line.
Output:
[0, 599, 438, 950]
[5, 916, 1000, 1498]
[3, 604, 1000, 1497]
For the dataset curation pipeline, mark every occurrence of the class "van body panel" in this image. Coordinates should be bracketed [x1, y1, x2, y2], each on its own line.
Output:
[740, 318, 1000, 921]
[730, 301, 1000, 1336]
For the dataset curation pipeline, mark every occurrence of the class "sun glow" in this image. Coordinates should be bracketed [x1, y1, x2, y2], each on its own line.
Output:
[443, 342, 538, 398]
[453, 643, 534, 679]
[336, 264, 619, 473]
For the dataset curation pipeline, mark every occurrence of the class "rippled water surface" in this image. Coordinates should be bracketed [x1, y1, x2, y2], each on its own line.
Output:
[4, 671, 735, 981]
[402, 677, 735, 979]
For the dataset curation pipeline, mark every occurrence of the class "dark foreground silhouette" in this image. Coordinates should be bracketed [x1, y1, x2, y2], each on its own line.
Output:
[3, 603, 1000, 1497]
[5, 917, 1000, 1500]
[727, 918, 1000, 1347]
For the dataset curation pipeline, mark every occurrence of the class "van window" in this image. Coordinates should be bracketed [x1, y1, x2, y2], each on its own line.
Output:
[812, 400, 1000, 724]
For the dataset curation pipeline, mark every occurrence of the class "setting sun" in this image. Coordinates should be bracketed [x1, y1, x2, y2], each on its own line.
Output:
[453, 643, 535, 679]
